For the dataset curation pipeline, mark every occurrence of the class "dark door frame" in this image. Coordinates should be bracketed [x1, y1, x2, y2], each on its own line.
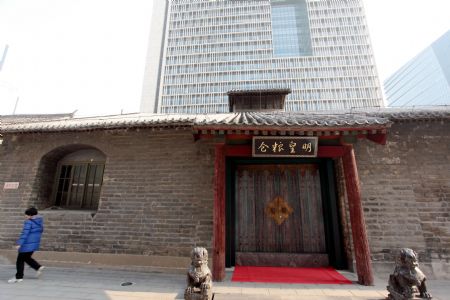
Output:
[212, 144, 374, 285]
[225, 157, 347, 269]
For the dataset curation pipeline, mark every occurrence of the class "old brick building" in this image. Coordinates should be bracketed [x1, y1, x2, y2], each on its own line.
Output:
[0, 107, 449, 284]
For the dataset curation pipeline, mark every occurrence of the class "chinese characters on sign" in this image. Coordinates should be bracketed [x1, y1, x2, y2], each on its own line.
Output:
[253, 137, 318, 157]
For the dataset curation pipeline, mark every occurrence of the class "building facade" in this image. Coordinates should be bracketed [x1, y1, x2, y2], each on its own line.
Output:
[1, 107, 449, 283]
[384, 30, 450, 107]
[140, 0, 384, 114]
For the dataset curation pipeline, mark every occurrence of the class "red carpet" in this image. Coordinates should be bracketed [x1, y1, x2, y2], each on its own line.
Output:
[231, 266, 352, 284]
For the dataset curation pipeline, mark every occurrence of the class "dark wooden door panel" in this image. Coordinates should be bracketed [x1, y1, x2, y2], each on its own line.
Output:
[235, 164, 326, 261]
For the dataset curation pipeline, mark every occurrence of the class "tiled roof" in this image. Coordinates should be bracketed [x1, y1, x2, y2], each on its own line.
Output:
[1, 107, 448, 134]
[194, 111, 388, 128]
[0, 113, 195, 133]
[367, 107, 450, 121]
[1, 111, 388, 133]
[0, 113, 74, 125]
[227, 88, 292, 95]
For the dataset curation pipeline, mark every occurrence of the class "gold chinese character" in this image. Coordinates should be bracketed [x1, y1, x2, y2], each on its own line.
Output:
[272, 142, 284, 153]
[289, 141, 296, 154]
[258, 142, 269, 153]
[302, 142, 312, 153]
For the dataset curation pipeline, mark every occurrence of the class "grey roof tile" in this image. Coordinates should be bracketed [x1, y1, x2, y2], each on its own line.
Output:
[1, 107, 449, 134]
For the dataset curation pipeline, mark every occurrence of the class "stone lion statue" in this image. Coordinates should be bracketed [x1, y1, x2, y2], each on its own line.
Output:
[184, 247, 212, 300]
[387, 248, 432, 299]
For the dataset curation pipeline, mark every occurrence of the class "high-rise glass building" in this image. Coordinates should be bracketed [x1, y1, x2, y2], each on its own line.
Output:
[140, 0, 383, 114]
[384, 30, 450, 107]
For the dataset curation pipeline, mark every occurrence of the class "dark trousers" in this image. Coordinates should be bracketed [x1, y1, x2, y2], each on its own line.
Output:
[16, 251, 41, 279]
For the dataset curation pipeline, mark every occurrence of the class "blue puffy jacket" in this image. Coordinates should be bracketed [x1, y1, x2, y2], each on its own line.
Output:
[17, 215, 44, 253]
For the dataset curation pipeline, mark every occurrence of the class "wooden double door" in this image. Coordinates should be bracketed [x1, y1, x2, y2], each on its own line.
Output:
[227, 161, 345, 268]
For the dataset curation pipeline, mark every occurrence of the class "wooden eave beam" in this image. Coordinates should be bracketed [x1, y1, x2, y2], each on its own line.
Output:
[367, 133, 387, 145]
[193, 126, 389, 145]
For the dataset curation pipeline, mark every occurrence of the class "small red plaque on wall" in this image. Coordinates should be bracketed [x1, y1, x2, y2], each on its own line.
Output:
[3, 182, 20, 190]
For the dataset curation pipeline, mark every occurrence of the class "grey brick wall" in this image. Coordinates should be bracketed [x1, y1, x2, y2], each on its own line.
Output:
[0, 121, 448, 277]
[355, 121, 450, 276]
[0, 129, 216, 258]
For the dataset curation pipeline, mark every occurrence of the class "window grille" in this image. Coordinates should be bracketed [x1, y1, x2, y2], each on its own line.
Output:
[54, 163, 104, 210]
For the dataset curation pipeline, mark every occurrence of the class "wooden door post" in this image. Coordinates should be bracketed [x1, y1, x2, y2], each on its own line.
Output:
[213, 143, 226, 281]
[342, 145, 374, 286]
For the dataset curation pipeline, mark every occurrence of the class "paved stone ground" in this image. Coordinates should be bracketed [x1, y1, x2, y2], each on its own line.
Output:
[0, 265, 448, 300]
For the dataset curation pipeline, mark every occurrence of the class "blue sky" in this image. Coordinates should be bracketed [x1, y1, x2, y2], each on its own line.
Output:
[1, 0, 450, 116]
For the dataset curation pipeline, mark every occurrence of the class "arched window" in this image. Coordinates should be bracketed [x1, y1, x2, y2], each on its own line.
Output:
[53, 149, 106, 210]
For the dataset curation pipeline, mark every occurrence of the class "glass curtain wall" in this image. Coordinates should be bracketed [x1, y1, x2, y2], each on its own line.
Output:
[156, 0, 383, 114]
[272, 0, 312, 57]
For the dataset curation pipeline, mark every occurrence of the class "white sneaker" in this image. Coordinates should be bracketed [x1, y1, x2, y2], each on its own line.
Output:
[7, 278, 23, 283]
[36, 266, 45, 278]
